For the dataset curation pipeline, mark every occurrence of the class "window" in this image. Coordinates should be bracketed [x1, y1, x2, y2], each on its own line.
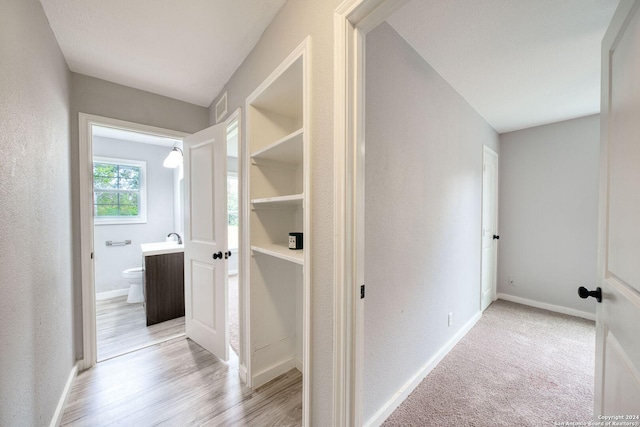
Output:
[93, 156, 147, 225]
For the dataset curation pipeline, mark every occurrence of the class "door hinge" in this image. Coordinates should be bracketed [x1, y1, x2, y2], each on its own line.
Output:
[360, 284, 365, 299]
[90, 252, 94, 260]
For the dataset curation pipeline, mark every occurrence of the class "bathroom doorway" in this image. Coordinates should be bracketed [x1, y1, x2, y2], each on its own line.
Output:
[91, 124, 187, 361]
[78, 112, 244, 368]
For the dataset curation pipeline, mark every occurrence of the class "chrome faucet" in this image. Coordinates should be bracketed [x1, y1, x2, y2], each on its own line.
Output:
[167, 232, 182, 244]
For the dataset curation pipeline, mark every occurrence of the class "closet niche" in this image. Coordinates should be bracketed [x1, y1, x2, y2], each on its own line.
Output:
[244, 37, 310, 416]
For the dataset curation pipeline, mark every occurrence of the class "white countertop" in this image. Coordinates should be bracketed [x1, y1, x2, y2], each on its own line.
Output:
[140, 241, 184, 256]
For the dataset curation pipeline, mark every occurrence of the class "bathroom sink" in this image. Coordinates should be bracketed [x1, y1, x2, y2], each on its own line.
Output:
[140, 241, 184, 256]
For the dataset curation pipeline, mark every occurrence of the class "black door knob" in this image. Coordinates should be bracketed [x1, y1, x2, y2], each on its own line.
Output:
[493, 235, 500, 240]
[212, 251, 223, 260]
[578, 286, 602, 303]
[224, 251, 231, 259]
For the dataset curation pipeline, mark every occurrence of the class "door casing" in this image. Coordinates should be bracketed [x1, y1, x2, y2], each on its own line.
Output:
[333, 1, 409, 425]
[78, 113, 189, 370]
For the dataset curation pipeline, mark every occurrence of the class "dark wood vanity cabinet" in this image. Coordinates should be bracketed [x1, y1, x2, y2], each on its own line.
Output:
[144, 252, 185, 326]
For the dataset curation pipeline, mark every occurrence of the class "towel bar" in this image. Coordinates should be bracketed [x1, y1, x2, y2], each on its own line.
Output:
[105, 240, 131, 247]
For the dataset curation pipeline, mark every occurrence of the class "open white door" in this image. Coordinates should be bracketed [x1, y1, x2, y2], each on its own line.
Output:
[593, 0, 640, 416]
[481, 146, 499, 311]
[183, 123, 229, 361]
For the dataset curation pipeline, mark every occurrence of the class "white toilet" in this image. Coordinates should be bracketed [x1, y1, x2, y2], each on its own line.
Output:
[122, 267, 144, 303]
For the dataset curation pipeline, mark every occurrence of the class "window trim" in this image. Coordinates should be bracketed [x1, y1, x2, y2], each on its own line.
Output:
[93, 156, 147, 225]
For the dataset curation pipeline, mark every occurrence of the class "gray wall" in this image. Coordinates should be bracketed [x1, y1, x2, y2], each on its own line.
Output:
[208, 0, 340, 423]
[93, 137, 176, 294]
[363, 23, 500, 421]
[498, 115, 600, 315]
[70, 73, 209, 358]
[0, 0, 73, 425]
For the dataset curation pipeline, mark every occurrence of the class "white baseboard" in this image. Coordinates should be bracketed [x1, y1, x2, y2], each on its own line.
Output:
[95, 288, 129, 301]
[295, 357, 303, 372]
[496, 293, 595, 321]
[50, 362, 78, 427]
[364, 311, 482, 427]
[252, 358, 297, 389]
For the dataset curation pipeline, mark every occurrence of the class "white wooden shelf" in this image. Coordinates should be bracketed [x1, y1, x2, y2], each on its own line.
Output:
[251, 244, 304, 265]
[251, 194, 303, 206]
[251, 128, 303, 164]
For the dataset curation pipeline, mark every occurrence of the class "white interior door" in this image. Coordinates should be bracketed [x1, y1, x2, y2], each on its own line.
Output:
[481, 146, 498, 311]
[184, 123, 229, 361]
[594, 0, 640, 416]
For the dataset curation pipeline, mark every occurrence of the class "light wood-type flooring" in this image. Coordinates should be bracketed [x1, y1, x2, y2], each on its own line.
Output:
[96, 295, 185, 361]
[61, 337, 302, 426]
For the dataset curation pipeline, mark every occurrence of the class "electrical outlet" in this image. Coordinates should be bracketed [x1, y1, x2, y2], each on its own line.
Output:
[448, 312, 453, 327]
[509, 276, 517, 287]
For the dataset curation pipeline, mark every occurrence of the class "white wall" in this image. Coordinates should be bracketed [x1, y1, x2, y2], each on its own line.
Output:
[498, 115, 600, 315]
[92, 136, 176, 295]
[363, 22, 500, 422]
[208, 0, 340, 423]
[70, 73, 209, 358]
[0, 0, 73, 424]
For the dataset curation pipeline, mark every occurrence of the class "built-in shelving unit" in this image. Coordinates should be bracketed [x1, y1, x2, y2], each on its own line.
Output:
[244, 38, 309, 423]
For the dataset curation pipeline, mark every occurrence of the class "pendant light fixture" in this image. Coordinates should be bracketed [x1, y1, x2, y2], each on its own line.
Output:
[163, 147, 183, 168]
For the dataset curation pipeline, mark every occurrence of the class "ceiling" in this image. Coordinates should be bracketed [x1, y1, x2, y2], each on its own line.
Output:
[387, 0, 619, 133]
[39, 0, 286, 107]
[39, 1, 618, 132]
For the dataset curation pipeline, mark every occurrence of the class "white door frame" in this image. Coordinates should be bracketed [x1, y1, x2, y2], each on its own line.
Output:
[78, 113, 189, 370]
[333, 0, 408, 425]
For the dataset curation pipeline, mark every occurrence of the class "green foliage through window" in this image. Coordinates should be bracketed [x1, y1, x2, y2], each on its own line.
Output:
[93, 161, 142, 218]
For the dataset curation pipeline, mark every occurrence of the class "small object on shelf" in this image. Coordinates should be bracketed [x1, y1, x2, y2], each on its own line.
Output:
[289, 232, 303, 250]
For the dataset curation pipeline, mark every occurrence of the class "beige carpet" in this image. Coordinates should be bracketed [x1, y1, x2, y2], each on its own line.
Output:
[383, 300, 595, 427]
